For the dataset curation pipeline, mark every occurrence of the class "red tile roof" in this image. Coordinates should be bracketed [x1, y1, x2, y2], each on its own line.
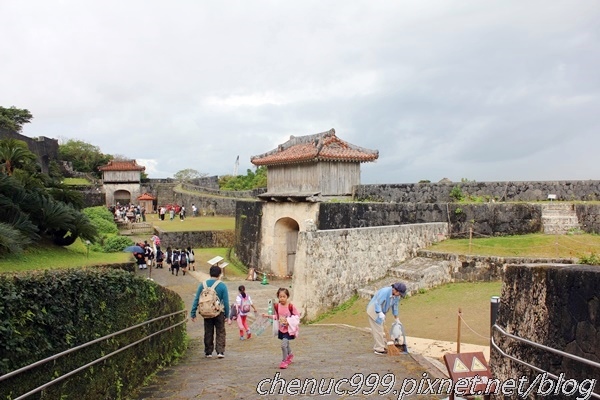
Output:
[98, 160, 146, 171]
[137, 192, 155, 200]
[251, 129, 378, 166]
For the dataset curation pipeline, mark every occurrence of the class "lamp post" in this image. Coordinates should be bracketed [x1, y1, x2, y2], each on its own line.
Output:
[85, 240, 91, 259]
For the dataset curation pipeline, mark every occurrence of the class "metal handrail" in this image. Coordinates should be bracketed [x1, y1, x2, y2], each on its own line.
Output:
[0, 309, 187, 399]
[491, 324, 600, 399]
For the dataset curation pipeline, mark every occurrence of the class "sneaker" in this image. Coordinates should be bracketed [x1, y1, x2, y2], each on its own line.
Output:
[240, 336, 245, 340]
[285, 354, 294, 363]
[205, 354, 212, 358]
[279, 360, 289, 369]
[217, 353, 225, 358]
[374, 349, 388, 355]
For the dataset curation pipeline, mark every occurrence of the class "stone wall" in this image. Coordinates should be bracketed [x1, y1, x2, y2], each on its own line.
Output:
[355, 180, 600, 203]
[155, 228, 234, 250]
[291, 222, 448, 320]
[318, 202, 543, 237]
[417, 250, 575, 281]
[182, 182, 265, 199]
[234, 201, 263, 272]
[575, 204, 600, 233]
[173, 191, 256, 217]
[491, 264, 600, 393]
[0, 128, 59, 175]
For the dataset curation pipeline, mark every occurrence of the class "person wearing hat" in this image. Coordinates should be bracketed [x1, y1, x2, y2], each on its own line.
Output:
[366, 282, 407, 355]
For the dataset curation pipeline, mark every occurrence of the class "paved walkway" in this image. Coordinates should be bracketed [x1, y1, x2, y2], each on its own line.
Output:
[132, 266, 448, 400]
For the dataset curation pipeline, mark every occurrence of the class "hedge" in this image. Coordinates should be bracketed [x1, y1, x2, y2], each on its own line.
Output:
[0, 267, 186, 399]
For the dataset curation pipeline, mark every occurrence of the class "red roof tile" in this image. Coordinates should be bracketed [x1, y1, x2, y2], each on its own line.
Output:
[98, 160, 146, 171]
[137, 192, 155, 200]
[251, 129, 378, 166]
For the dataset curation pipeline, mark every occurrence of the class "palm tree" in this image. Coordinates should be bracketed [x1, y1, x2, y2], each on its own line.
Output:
[0, 138, 37, 176]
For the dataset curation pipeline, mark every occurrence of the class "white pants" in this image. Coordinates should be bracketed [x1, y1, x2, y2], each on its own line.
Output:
[367, 303, 386, 352]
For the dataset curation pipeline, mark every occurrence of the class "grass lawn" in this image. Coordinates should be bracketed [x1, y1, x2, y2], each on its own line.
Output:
[145, 213, 235, 232]
[315, 282, 502, 346]
[428, 233, 600, 259]
[62, 177, 91, 185]
[0, 239, 131, 273]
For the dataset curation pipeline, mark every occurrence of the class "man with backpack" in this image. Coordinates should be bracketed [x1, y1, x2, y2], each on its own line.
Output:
[190, 266, 230, 358]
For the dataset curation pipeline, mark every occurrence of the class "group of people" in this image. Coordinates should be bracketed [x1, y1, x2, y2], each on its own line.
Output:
[111, 203, 147, 223]
[157, 203, 200, 221]
[162, 246, 196, 275]
[190, 270, 300, 369]
[187, 261, 407, 367]
[131, 235, 196, 277]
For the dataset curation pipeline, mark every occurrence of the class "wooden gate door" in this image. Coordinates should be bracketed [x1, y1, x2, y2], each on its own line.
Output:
[286, 230, 298, 276]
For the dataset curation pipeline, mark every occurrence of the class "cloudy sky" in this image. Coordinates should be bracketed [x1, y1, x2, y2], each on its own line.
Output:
[1, 1, 599, 184]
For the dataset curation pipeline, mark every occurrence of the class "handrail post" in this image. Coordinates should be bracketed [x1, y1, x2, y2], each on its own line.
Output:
[457, 308, 461, 354]
[490, 296, 500, 347]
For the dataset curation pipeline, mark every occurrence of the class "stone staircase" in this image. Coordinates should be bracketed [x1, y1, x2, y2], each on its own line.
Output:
[357, 256, 454, 300]
[541, 203, 581, 234]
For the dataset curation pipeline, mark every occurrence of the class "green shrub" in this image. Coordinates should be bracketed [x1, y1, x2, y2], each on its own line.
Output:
[83, 206, 114, 223]
[450, 185, 465, 202]
[92, 217, 119, 236]
[0, 268, 186, 399]
[103, 235, 133, 253]
[578, 252, 600, 265]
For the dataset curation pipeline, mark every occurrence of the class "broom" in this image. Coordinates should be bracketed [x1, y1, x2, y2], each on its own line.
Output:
[385, 322, 402, 356]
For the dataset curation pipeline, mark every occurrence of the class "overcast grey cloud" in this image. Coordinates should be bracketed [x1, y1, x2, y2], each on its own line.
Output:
[1, 1, 598, 183]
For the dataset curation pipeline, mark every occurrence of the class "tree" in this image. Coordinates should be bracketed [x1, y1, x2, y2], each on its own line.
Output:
[0, 106, 33, 133]
[0, 138, 37, 176]
[58, 139, 112, 178]
[219, 166, 267, 191]
[173, 168, 207, 183]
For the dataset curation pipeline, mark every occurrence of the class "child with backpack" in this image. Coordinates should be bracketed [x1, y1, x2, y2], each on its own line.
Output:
[165, 246, 172, 271]
[262, 288, 300, 369]
[179, 249, 188, 275]
[235, 285, 257, 340]
[171, 249, 180, 276]
[186, 246, 195, 271]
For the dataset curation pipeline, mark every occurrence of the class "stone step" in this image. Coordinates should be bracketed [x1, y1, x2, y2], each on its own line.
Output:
[541, 216, 580, 224]
[543, 224, 582, 235]
[357, 257, 453, 300]
[542, 209, 577, 216]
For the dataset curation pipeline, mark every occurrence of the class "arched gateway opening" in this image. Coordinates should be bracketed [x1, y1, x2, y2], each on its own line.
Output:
[114, 189, 131, 205]
[273, 217, 299, 278]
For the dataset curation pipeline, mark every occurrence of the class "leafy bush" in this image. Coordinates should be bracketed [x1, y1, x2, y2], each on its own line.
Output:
[102, 235, 133, 253]
[578, 252, 600, 265]
[92, 217, 119, 236]
[450, 185, 465, 202]
[83, 206, 114, 223]
[0, 268, 186, 399]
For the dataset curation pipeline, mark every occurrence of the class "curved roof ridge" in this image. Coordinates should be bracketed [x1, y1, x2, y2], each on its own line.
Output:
[251, 128, 378, 166]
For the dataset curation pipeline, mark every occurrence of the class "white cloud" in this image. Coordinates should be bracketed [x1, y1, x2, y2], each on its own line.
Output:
[1, 0, 599, 182]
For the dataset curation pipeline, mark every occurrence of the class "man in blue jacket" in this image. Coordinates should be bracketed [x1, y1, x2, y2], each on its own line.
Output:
[191, 266, 230, 358]
[366, 282, 407, 355]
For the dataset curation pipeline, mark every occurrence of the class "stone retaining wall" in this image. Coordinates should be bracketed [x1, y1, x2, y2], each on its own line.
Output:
[318, 202, 544, 237]
[355, 180, 600, 203]
[155, 228, 234, 250]
[417, 250, 575, 281]
[491, 264, 600, 392]
[291, 223, 448, 320]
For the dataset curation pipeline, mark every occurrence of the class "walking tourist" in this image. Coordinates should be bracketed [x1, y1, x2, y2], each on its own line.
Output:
[263, 288, 300, 369]
[235, 285, 257, 340]
[191, 266, 230, 358]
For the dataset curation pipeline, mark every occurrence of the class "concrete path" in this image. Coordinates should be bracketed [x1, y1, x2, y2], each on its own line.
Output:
[132, 266, 450, 400]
